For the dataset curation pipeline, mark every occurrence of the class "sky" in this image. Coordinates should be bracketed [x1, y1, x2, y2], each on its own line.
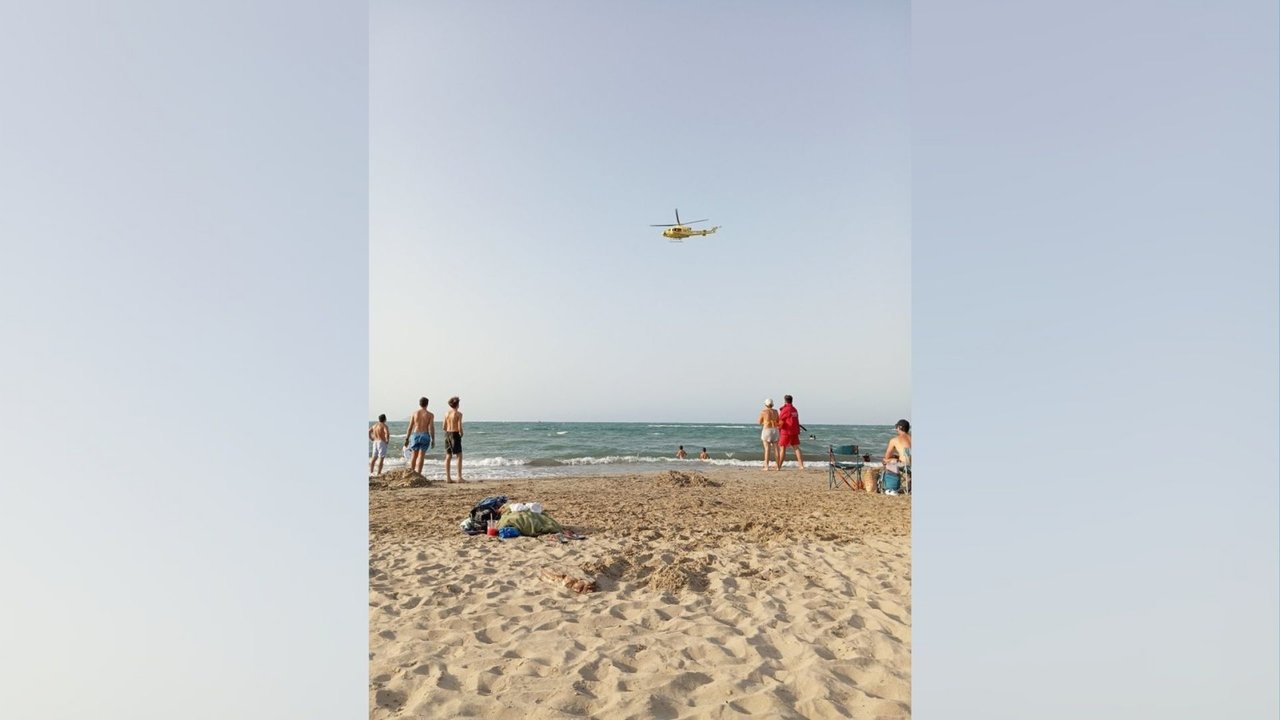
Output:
[370, 0, 910, 423]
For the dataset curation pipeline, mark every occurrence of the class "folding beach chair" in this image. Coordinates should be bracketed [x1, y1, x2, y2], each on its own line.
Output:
[827, 445, 865, 491]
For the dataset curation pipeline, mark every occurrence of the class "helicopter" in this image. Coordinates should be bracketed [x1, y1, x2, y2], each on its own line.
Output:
[650, 208, 720, 242]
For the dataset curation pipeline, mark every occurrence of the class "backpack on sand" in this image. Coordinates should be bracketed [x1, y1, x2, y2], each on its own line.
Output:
[467, 495, 507, 534]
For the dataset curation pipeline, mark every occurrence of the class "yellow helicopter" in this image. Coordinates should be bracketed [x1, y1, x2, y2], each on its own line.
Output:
[650, 209, 720, 242]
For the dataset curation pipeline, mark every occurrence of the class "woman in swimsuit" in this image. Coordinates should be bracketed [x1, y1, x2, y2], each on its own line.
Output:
[757, 398, 780, 470]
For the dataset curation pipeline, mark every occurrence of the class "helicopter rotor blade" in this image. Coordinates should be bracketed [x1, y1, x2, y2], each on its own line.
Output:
[653, 209, 709, 226]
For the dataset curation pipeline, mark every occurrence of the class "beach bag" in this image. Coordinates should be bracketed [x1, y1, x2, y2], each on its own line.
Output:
[469, 495, 508, 531]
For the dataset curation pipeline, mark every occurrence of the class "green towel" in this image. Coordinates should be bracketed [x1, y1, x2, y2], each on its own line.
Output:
[497, 510, 563, 537]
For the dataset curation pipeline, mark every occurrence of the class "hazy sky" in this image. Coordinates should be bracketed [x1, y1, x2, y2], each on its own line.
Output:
[371, 1, 910, 423]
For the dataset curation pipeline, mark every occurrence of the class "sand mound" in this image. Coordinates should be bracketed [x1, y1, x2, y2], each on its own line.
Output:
[653, 470, 722, 488]
[579, 547, 712, 594]
[579, 551, 638, 580]
[373, 468, 434, 489]
[540, 566, 598, 593]
[646, 557, 711, 593]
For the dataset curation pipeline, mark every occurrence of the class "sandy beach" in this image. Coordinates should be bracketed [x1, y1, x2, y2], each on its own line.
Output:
[370, 466, 911, 719]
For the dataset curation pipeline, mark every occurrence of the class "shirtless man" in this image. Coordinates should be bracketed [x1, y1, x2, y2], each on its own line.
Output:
[883, 419, 912, 494]
[757, 398, 780, 470]
[443, 396, 464, 483]
[404, 397, 435, 474]
[368, 413, 389, 476]
[698, 448, 710, 461]
[676, 446, 687, 459]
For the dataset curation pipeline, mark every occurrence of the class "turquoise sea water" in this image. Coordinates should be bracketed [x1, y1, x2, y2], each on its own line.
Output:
[367, 421, 898, 480]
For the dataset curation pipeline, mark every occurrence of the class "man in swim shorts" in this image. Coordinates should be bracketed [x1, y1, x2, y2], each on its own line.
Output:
[882, 419, 912, 495]
[404, 397, 435, 475]
[368, 413, 389, 477]
[777, 394, 805, 470]
[443, 396, 464, 483]
[757, 398, 780, 470]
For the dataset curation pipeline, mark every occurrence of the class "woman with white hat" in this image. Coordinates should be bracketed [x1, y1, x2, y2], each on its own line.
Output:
[757, 398, 781, 470]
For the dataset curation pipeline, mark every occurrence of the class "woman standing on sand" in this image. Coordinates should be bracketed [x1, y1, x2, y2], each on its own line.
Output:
[757, 398, 780, 470]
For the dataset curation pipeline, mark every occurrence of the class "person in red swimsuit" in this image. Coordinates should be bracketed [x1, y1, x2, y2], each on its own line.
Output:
[776, 394, 806, 470]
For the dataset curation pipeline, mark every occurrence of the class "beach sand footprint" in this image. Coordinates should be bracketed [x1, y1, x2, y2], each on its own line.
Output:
[372, 688, 405, 711]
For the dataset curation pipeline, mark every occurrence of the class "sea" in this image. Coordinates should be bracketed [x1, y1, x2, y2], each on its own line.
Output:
[368, 421, 898, 480]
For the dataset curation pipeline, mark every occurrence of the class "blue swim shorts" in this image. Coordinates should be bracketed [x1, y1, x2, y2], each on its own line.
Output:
[409, 432, 432, 451]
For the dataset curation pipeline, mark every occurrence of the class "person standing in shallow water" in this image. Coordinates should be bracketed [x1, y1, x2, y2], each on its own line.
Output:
[777, 394, 806, 470]
[676, 446, 687, 459]
[404, 397, 435, 475]
[444, 396, 464, 483]
[368, 414, 389, 476]
[757, 398, 780, 470]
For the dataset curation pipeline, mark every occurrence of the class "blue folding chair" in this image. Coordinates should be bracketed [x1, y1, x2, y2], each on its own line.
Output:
[827, 445, 865, 491]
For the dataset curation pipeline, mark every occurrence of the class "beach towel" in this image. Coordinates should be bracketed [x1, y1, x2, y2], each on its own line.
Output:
[498, 510, 563, 537]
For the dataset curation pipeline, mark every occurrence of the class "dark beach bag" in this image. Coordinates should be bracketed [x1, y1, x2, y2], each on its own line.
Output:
[469, 495, 508, 530]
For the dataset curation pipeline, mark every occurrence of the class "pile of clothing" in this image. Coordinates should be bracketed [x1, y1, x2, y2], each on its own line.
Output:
[459, 496, 563, 537]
